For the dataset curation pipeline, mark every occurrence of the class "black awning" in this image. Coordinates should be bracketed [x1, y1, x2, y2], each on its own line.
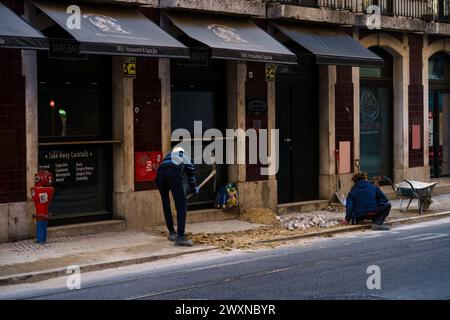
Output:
[272, 23, 383, 67]
[33, 1, 189, 58]
[166, 13, 297, 64]
[0, 2, 47, 50]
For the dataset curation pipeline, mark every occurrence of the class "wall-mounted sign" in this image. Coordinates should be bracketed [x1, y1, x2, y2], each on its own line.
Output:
[135, 151, 163, 182]
[266, 64, 276, 81]
[412, 125, 421, 150]
[123, 57, 136, 78]
[38, 148, 98, 185]
[246, 97, 267, 116]
[338, 141, 351, 174]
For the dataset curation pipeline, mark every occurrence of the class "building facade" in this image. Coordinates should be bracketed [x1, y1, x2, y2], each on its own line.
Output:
[0, 0, 448, 242]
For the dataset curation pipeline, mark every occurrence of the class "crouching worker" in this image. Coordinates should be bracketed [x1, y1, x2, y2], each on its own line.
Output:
[157, 147, 199, 246]
[342, 173, 391, 231]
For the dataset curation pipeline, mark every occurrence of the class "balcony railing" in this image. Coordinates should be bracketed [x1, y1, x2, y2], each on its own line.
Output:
[277, 0, 450, 23]
[363, 0, 431, 20]
[277, 1, 355, 11]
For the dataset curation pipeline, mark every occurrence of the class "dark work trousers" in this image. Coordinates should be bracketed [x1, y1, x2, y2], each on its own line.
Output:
[156, 165, 187, 237]
[357, 203, 392, 225]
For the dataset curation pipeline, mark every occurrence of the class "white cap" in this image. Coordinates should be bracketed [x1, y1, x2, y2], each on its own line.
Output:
[172, 146, 185, 153]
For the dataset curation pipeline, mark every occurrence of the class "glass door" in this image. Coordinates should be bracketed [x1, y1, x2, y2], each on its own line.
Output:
[429, 90, 450, 177]
[360, 85, 393, 179]
[360, 47, 393, 181]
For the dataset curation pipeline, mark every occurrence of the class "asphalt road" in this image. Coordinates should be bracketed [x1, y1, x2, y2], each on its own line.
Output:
[2, 217, 450, 300]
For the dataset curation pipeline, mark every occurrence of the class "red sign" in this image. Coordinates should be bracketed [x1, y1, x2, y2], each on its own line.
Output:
[135, 151, 163, 182]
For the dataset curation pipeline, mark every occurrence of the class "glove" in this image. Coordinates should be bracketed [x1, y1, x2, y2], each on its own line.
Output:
[193, 186, 200, 195]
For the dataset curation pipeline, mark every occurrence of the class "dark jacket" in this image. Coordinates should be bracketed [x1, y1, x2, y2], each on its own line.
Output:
[158, 151, 197, 188]
[345, 180, 389, 222]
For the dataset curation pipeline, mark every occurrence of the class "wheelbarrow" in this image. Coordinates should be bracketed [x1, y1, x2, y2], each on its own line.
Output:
[382, 177, 437, 215]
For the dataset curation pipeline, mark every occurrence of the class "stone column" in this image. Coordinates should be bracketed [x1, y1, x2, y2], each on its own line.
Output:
[159, 58, 172, 155]
[112, 57, 134, 197]
[22, 51, 38, 197]
[318, 65, 336, 200]
[23, 0, 38, 198]
[392, 37, 410, 183]
[352, 30, 361, 173]
[353, 66, 360, 172]
[227, 61, 246, 183]
[423, 35, 431, 178]
[267, 77, 276, 181]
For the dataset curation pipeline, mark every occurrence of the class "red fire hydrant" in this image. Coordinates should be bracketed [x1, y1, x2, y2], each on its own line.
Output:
[30, 170, 54, 244]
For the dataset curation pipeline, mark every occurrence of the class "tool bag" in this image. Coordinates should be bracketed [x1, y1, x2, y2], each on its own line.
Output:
[215, 182, 239, 210]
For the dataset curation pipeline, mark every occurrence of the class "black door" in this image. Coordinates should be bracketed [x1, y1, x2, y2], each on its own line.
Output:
[171, 56, 227, 208]
[276, 72, 319, 203]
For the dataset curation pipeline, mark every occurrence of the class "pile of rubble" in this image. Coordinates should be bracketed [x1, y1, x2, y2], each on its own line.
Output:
[240, 208, 280, 225]
[278, 214, 339, 231]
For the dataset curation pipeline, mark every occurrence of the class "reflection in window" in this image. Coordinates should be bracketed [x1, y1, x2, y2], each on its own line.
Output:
[38, 84, 101, 138]
[429, 52, 450, 80]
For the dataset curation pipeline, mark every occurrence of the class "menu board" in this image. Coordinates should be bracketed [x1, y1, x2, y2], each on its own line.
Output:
[38, 148, 98, 186]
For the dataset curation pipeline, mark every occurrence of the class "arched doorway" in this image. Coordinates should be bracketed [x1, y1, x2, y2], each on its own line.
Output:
[359, 47, 394, 179]
[429, 52, 450, 178]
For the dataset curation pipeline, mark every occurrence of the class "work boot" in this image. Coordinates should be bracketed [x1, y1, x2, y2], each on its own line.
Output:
[371, 224, 390, 231]
[175, 235, 194, 247]
[168, 231, 177, 242]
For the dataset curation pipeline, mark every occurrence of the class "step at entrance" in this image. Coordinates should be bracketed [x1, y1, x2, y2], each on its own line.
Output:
[184, 208, 240, 224]
[48, 220, 126, 238]
[277, 200, 330, 215]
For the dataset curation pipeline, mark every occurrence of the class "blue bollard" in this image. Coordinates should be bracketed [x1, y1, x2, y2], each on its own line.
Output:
[36, 220, 47, 244]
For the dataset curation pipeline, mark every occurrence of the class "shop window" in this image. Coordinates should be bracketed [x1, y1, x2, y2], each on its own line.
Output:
[429, 52, 450, 177]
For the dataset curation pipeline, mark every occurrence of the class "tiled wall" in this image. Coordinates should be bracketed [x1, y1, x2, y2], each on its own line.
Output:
[133, 8, 162, 191]
[408, 34, 424, 168]
[0, 0, 26, 203]
[245, 62, 268, 182]
[133, 57, 162, 192]
[335, 65, 354, 168]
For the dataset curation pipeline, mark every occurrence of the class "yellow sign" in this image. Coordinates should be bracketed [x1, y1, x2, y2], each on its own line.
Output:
[266, 64, 275, 81]
[123, 57, 136, 78]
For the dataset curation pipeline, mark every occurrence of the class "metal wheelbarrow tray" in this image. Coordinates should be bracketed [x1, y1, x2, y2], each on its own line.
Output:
[393, 180, 438, 215]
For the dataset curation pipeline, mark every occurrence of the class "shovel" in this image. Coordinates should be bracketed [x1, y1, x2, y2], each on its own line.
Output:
[187, 160, 217, 199]
[334, 150, 347, 206]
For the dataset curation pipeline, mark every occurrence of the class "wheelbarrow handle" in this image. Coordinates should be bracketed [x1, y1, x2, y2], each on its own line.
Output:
[380, 176, 395, 192]
[402, 179, 418, 197]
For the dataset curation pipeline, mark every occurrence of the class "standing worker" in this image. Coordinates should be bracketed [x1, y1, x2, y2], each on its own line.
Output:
[157, 146, 199, 246]
[342, 173, 391, 230]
